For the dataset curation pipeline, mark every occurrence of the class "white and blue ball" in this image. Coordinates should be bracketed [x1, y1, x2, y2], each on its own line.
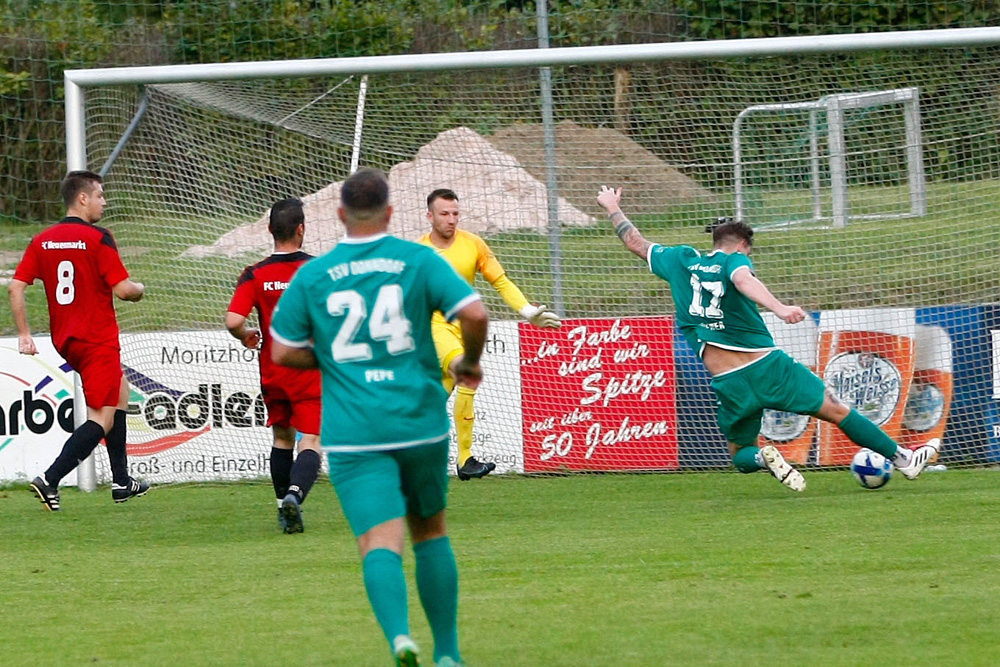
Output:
[850, 448, 893, 489]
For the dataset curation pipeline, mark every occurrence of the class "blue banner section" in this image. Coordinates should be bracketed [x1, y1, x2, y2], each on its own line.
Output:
[673, 323, 729, 469]
[673, 307, 1000, 468]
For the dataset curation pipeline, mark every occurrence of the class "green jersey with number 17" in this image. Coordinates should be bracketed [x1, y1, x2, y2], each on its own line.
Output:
[647, 244, 775, 357]
[270, 234, 480, 451]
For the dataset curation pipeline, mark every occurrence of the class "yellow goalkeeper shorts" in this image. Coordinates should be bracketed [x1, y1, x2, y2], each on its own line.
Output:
[431, 320, 465, 379]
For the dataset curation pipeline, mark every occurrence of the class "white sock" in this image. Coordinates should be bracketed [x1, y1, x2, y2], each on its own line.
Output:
[892, 447, 912, 467]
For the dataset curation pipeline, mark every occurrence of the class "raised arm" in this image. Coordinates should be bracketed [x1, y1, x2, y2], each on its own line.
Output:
[8, 278, 37, 355]
[479, 237, 560, 329]
[596, 186, 652, 260]
[731, 267, 806, 324]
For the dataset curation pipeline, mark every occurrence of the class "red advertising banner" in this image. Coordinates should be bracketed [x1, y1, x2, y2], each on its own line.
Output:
[520, 316, 678, 472]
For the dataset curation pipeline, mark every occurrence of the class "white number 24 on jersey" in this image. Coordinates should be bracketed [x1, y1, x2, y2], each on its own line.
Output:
[327, 285, 415, 362]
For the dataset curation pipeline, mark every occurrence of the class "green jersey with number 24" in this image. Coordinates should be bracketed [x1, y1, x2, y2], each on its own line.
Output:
[270, 234, 480, 451]
[647, 244, 775, 357]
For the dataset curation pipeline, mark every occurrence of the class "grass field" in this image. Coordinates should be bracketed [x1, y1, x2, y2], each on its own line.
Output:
[2, 470, 999, 666]
[3, 178, 1000, 336]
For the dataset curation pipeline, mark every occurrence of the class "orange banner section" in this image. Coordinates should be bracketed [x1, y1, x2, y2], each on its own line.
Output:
[817, 309, 916, 466]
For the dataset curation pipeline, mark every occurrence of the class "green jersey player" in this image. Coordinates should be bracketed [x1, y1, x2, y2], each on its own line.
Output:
[271, 169, 487, 666]
[596, 185, 939, 491]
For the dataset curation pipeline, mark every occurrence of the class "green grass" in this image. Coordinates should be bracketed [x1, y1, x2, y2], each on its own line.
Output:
[2, 470, 998, 665]
[3, 178, 1000, 336]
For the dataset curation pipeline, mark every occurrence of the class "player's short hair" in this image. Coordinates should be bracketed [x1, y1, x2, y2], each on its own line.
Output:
[712, 218, 754, 247]
[427, 188, 458, 209]
[62, 170, 103, 207]
[341, 168, 389, 222]
[268, 198, 304, 242]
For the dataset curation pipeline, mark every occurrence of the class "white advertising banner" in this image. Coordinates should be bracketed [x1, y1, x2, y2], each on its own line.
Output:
[116, 330, 274, 483]
[0, 337, 79, 485]
[2, 324, 527, 485]
[444, 320, 523, 475]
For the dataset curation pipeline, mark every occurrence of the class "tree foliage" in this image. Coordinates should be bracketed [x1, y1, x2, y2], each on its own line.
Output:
[2, 0, 1000, 222]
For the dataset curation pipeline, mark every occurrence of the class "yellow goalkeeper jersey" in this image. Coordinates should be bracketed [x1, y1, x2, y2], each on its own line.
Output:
[416, 228, 529, 324]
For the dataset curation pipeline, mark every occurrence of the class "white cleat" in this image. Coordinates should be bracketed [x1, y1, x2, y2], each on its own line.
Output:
[897, 438, 940, 480]
[392, 635, 420, 667]
[760, 445, 806, 492]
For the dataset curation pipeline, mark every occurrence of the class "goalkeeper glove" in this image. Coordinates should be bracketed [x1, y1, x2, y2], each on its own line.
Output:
[520, 304, 561, 329]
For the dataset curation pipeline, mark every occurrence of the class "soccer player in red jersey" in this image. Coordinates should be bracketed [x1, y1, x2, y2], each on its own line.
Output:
[9, 170, 149, 511]
[226, 198, 322, 533]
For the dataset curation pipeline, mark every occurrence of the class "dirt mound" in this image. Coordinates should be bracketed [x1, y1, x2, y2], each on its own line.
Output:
[488, 120, 713, 217]
[183, 127, 594, 259]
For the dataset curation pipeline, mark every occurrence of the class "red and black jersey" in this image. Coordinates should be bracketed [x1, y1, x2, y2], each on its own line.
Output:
[13, 217, 129, 353]
[228, 251, 320, 399]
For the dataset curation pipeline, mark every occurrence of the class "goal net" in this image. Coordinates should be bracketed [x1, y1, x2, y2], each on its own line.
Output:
[71, 31, 1000, 484]
[735, 87, 926, 229]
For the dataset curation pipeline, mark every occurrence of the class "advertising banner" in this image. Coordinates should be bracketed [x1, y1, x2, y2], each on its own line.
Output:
[116, 330, 272, 482]
[0, 337, 79, 485]
[520, 317, 678, 472]
[816, 308, 917, 466]
[443, 320, 523, 474]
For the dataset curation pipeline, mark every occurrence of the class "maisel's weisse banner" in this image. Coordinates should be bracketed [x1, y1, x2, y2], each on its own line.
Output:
[519, 317, 679, 472]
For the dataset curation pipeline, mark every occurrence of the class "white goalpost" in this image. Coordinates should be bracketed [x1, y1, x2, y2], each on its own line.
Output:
[60, 26, 1000, 489]
[734, 86, 926, 229]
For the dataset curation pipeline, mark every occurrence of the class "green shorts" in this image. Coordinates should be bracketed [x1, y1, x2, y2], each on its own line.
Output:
[710, 349, 826, 447]
[326, 439, 450, 537]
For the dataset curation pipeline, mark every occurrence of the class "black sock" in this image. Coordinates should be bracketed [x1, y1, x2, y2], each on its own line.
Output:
[288, 449, 321, 503]
[45, 420, 105, 487]
[105, 410, 130, 486]
[270, 447, 294, 500]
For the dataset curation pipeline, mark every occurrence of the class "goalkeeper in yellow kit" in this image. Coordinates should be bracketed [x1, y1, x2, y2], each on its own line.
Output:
[419, 189, 561, 480]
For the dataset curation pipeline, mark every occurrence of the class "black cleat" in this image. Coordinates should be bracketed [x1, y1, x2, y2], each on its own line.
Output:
[30, 475, 60, 511]
[112, 477, 150, 503]
[457, 456, 496, 481]
[279, 493, 304, 534]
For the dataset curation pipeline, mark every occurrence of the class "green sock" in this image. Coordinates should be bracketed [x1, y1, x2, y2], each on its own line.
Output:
[732, 445, 763, 473]
[414, 536, 461, 664]
[362, 548, 409, 647]
[838, 409, 898, 459]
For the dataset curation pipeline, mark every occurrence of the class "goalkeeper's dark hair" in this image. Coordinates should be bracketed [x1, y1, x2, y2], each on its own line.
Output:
[427, 188, 458, 209]
[711, 217, 754, 248]
[268, 198, 304, 242]
[62, 170, 103, 207]
[341, 168, 389, 222]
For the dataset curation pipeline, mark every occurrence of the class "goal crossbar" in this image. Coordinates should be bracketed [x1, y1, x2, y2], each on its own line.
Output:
[65, 27, 1000, 170]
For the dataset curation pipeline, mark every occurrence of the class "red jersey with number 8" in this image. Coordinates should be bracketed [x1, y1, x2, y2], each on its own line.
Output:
[13, 217, 129, 353]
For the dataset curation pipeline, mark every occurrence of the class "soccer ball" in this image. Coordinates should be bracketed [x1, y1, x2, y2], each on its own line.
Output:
[850, 448, 893, 489]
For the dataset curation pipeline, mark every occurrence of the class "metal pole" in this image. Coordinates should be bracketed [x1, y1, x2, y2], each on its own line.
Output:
[99, 88, 149, 178]
[65, 77, 97, 492]
[350, 75, 369, 174]
[537, 0, 564, 316]
[827, 96, 849, 228]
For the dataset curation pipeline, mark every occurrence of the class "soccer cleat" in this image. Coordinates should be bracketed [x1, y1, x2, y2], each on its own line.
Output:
[279, 493, 304, 534]
[760, 445, 806, 492]
[435, 658, 463, 667]
[112, 477, 150, 504]
[392, 635, 420, 667]
[456, 456, 496, 481]
[896, 438, 941, 480]
[30, 475, 60, 512]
